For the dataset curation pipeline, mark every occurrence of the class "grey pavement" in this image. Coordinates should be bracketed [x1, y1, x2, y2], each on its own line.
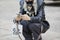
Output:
[0, 0, 60, 40]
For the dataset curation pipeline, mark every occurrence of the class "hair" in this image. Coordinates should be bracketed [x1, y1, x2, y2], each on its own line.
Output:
[25, 0, 34, 2]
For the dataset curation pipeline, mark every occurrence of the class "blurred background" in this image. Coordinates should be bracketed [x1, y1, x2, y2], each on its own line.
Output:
[0, 0, 60, 40]
[45, 0, 60, 4]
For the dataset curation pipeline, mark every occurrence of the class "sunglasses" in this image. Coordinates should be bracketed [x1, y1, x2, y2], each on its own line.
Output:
[25, 0, 34, 4]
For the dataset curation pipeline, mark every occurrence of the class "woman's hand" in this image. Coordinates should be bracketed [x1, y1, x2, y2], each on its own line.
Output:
[21, 14, 31, 20]
[15, 14, 31, 21]
[15, 15, 22, 21]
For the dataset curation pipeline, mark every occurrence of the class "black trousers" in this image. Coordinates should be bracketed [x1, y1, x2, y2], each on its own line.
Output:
[20, 20, 42, 40]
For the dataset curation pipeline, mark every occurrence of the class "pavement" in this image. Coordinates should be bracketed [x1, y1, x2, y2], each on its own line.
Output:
[0, 0, 60, 40]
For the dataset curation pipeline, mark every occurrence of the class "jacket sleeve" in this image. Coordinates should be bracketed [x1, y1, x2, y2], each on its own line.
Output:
[29, 0, 45, 23]
[19, 0, 24, 13]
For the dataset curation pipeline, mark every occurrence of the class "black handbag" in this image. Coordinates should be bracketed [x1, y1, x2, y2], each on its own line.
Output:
[41, 20, 50, 33]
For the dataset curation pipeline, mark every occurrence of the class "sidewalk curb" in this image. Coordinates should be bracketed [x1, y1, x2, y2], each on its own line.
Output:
[44, 1, 60, 6]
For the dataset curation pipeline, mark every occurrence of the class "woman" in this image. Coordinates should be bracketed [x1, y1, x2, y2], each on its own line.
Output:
[15, 0, 46, 40]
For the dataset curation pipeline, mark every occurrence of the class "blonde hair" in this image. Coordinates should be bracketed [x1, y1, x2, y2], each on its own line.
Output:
[23, 0, 37, 15]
